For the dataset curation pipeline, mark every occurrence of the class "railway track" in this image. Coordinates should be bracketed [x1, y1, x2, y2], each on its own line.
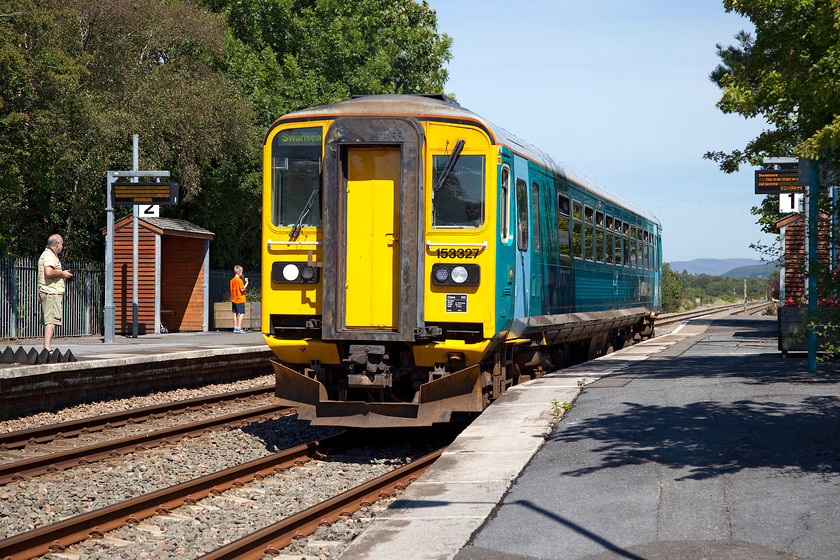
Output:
[0, 432, 445, 560]
[655, 301, 773, 329]
[0, 387, 288, 484]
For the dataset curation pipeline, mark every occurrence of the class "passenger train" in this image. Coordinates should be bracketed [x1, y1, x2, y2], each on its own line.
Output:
[261, 94, 661, 427]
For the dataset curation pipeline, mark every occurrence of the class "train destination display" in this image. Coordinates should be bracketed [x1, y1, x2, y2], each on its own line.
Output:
[754, 169, 801, 194]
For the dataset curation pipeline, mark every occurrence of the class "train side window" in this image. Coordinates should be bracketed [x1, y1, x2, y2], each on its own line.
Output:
[637, 227, 643, 268]
[623, 222, 630, 265]
[516, 179, 528, 251]
[630, 226, 638, 268]
[595, 211, 604, 263]
[614, 219, 622, 266]
[531, 181, 541, 254]
[558, 195, 570, 257]
[605, 216, 614, 264]
[500, 165, 511, 244]
[432, 154, 485, 228]
[584, 206, 594, 261]
[572, 201, 582, 258]
[643, 230, 650, 268]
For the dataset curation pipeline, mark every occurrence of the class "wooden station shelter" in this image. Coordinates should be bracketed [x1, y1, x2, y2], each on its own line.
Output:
[103, 216, 214, 334]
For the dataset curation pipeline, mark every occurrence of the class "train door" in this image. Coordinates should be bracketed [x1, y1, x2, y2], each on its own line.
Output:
[512, 155, 530, 319]
[529, 175, 544, 316]
[497, 155, 516, 329]
[320, 117, 423, 343]
[344, 146, 401, 329]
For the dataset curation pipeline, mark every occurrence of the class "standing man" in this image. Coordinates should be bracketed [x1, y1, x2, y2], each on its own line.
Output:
[38, 234, 73, 352]
[230, 265, 249, 333]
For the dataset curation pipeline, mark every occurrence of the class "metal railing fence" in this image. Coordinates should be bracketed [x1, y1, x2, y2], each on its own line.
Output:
[0, 257, 104, 340]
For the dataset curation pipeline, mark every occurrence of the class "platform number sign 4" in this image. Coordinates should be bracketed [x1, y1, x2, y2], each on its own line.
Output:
[779, 193, 802, 214]
[141, 205, 159, 217]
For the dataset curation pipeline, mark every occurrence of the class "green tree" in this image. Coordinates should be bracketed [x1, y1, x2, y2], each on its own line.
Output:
[206, 0, 453, 126]
[662, 263, 685, 313]
[705, 1, 840, 263]
[0, 0, 258, 266]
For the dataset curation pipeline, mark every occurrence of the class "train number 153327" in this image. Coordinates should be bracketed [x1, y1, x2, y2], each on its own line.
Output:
[436, 248, 480, 259]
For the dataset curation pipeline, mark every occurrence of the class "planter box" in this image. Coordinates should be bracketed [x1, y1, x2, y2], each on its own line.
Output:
[777, 307, 840, 354]
[778, 307, 808, 353]
[214, 302, 261, 331]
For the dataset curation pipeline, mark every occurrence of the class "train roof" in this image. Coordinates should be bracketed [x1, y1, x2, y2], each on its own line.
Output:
[273, 94, 660, 226]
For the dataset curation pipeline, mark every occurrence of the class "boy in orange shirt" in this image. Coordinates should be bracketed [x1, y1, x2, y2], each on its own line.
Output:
[230, 265, 249, 333]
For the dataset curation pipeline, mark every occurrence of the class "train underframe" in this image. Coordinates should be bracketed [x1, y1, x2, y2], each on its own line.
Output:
[271, 308, 655, 428]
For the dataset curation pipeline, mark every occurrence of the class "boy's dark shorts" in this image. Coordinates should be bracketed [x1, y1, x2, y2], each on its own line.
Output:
[232, 302, 245, 314]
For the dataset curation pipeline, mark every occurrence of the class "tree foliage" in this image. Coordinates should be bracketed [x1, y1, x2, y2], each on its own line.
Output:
[706, 1, 840, 265]
[706, 1, 840, 172]
[209, 0, 453, 126]
[1, 0, 452, 269]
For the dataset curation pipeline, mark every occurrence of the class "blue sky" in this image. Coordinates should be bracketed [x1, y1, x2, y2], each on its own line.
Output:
[426, 0, 774, 264]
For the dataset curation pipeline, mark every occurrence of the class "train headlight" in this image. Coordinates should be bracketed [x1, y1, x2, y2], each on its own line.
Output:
[431, 263, 480, 286]
[283, 264, 300, 281]
[300, 265, 316, 281]
[451, 266, 469, 284]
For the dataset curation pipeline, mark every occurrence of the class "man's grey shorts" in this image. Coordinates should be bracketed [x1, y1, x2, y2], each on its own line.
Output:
[40, 292, 63, 326]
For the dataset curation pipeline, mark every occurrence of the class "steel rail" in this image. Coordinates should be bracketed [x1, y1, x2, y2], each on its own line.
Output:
[0, 404, 291, 485]
[655, 302, 770, 328]
[0, 386, 274, 450]
[195, 447, 445, 560]
[0, 433, 346, 560]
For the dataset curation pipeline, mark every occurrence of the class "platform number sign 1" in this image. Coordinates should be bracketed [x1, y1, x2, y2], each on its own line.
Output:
[779, 193, 802, 214]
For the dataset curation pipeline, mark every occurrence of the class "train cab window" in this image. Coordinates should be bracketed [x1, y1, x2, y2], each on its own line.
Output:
[605, 216, 614, 264]
[500, 165, 511, 243]
[595, 211, 605, 263]
[623, 222, 631, 265]
[572, 201, 582, 258]
[614, 219, 622, 265]
[557, 195, 570, 257]
[531, 182, 541, 253]
[271, 126, 323, 229]
[584, 206, 594, 261]
[432, 154, 485, 228]
[516, 179, 528, 251]
[630, 226, 638, 267]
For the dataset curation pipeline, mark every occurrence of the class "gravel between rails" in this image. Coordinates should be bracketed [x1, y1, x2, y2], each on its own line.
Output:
[0, 374, 276, 434]
[0, 373, 456, 560]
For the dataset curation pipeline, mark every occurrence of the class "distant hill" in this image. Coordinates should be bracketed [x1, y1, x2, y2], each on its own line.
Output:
[722, 262, 780, 279]
[668, 258, 778, 278]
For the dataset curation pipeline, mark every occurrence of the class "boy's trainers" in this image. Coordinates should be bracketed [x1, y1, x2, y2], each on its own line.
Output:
[233, 328, 243, 333]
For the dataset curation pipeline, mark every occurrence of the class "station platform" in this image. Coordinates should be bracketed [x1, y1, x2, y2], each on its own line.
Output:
[0, 331, 272, 420]
[340, 315, 840, 560]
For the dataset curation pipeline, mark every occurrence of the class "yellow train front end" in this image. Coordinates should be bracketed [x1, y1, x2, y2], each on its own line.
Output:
[261, 96, 498, 427]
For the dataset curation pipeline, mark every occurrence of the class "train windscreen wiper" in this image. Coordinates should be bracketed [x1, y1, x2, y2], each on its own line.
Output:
[432, 139, 465, 192]
[289, 187, 320, 240]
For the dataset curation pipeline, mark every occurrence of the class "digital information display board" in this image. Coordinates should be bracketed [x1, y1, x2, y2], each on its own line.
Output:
[112, 182, 179, 205]
[754, 169, 801, 195]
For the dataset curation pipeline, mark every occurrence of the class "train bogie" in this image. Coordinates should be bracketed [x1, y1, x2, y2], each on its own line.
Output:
[261, 94, 661, 427]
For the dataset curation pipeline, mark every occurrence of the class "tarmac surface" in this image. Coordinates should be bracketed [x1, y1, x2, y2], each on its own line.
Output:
[341, 315, 840, 560]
